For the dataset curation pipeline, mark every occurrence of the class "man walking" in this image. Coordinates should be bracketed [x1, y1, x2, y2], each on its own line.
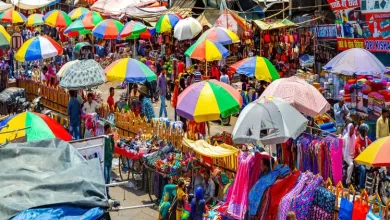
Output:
[158, 67, 168, 118]
[334, 98, 349, 135]
[376, 108, 389, 140]
[67, 90, 81, 140]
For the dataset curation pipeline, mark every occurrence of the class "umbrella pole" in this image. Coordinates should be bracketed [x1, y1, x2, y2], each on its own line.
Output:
[268, 144, 273, 171]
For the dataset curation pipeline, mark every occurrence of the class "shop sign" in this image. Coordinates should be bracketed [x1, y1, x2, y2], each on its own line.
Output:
[314, 25, 338, 39]
[360, 0, 390, 13]
[327, 0, 360, 10]
[364, 13, 390, 40]
[365, 39, 390, 52]
[337, 38, 365, 50]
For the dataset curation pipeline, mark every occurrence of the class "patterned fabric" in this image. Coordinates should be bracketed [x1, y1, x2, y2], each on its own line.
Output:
[248, 164, 290, 216]
[291, 175, 323, 220]
[277, 172, 313, 220]
[309, 187, 335, 220]
[142, 98, 156, 121]
[59, 59, 106, 90]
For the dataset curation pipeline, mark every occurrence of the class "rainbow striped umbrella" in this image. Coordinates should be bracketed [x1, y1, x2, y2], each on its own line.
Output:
[68, 7, 89, 20]
[92, 19, 124, 39]
[0, 112, 72, 143]
[185, 39, 229, 62]
[177, 80, 242, 122]
[355, 137, 390, 167]
[64, 29, 91, 37]
[0, 9, 26, 24]
[80, 11, 103, 26]
[105, 58, 157, 83]
[26, 14, 44, 27]
[44, 10, 72, 28]
[64, 19, 94, 35]
[125, 28, 156, 40]
[0, 25, 11, 47]
[156, 13, 182, 33]
[15, 36, 63, 62]
[119, 21, 147, 39]
[198, 27, 239, 45]
[230, 56, 280, 82]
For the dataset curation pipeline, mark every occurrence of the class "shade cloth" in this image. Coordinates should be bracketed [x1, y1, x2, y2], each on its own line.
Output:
[0, 1, 12, 13]
[182, 138, 239, 158]
[10, 0, 56, 10]
[253, 18, 297, 30]
[91, 0, 137, 16]
[0, 138, 108, 220]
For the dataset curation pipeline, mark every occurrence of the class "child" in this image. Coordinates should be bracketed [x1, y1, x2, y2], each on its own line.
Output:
[191, 187, 206, 220]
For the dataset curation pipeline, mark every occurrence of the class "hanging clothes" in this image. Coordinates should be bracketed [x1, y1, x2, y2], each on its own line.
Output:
[227, 152, 254, 220]
[248, 152, 270, 190]
[309, 187, 336, 220]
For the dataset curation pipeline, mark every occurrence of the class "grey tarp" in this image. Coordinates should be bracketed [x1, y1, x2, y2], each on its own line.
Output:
[0, 138, 108, 219]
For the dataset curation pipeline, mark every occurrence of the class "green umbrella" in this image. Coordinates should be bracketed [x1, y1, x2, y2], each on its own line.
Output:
[74, 42, 91, 52]
[0, 32, 10, 47]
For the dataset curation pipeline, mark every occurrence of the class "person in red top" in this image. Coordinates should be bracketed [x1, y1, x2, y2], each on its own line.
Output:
[177, 57, 185, 79]
[354, 123, 371, 190]
[171, 79, 179, 121]
[107, 87, 115, 111]
[211, 62, 220, 80]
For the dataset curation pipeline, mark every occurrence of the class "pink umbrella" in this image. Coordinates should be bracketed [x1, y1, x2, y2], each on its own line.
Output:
[259, 76, 330, 117]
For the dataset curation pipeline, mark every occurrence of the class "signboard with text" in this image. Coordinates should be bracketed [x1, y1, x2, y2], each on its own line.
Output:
[337, 38, 365, 50]
[314, 25, 338, 39]
[360, 0, 390, 13]
[327, 0, 360, 10]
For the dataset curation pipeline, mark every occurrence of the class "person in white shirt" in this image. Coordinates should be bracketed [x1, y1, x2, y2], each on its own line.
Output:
[220, 71, 230, 85]
[83, 93, 101, 114]
[202, 170, 215, 204]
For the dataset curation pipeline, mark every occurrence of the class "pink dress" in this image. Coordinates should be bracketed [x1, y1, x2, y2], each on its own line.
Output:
[227, 152, 254, 219]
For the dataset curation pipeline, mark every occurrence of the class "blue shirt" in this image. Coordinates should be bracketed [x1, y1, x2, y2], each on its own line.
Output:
[194, 71, 202, 83]
[142, 98, 155, 121]
[220, 74, 230, 84]
[68, 97, 81, 127]
[334, 103, 349, 127]
[158, 74, 167, 96]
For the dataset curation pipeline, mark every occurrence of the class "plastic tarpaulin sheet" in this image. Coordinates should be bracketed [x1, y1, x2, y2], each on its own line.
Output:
[0, 138, 108, 219]
[12, 206, 104, 220]
[182, 138, 239, 158]
[10, 0, 57, 10]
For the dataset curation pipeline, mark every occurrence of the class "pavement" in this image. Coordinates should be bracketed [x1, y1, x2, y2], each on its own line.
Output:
[96, 82, 236, 220]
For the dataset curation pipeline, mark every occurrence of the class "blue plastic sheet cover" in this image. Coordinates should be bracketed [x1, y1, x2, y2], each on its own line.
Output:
[12, 206, 104, 220]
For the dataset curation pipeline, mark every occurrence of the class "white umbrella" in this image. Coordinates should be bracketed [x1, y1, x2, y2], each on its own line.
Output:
[56, 60, 79, 80]
[174, 17, 202, 41]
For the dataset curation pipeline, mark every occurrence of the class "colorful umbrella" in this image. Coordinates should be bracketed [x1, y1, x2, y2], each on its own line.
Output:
[119, 21, 147, 39]
[44, 10, 72, 28]
[64, 19, 94, 35]
[260, 76, 330, 117]
[56, 60, 79, 78]
[0, 112, 72, 143]
[59, 59, 106, 90]
[176, 80, 242, 122]
[355, 137, 390, 167]
[64, 29, 91, 37]
[0, 9, 26, 24]
[105, 58, 157, 83]
[230, 56, 280, 82]
[156, 13, 182, 33]
[198, 27, 239, 45]
[184, 39, 229, 62]
[174, 17, 202, 41]
[15, 36, 63, 62]
[74, 42, 92, 52]
[79, 11, 103, 26]
[92, 19, 124, 39]
[26, 14, 44, 27]
[68, 7, 89, 20]
[232, 97, 308, 145]
[0, 25, 10, 47]
[125, 28, 156, 40]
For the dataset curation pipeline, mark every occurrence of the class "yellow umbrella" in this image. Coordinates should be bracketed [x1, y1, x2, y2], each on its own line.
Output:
[355, 137, 390, 167]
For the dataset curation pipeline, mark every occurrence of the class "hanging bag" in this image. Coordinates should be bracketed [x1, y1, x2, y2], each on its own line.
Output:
[366, 197, 382, 220]
[352, 191, 369, 220]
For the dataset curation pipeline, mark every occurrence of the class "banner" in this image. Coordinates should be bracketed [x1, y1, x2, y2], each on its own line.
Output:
[360, 0, 390, 13]
[364, 13, 390, 39]
[337, 38, 365, 50]
[327, 0, 360, 10]
[365, 39, 390, 52]
[314, 25, 338, 39]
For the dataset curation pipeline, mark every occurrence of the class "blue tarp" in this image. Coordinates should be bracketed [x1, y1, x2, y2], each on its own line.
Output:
[12, 206, 105, 220]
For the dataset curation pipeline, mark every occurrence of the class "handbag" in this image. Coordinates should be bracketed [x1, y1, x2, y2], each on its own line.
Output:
[339, 197, 353, 220]
[352, 199, 369, 220]
[366, 198, 382, 220]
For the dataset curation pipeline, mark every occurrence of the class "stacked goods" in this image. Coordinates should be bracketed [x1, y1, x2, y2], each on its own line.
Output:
[368, 92, 384, 116]
[379, 90, 390, 109]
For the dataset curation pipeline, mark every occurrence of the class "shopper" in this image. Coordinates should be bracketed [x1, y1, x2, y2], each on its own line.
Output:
[202, 170, 215, 205]
[104, 123, 114, 198]
[107, 87, 115, 110]
[82, 93, 101, 114]
[343, 123, 356, 185]
[191, 187, 206, 220]
[355, 124, 372, 190]
[376, 108, 389, 140]
[158, 193, 170, 220]
[334, 98, 350, 135]
[158, 67, 168, 118]
[67, 90, 81, 140]
[220, 71, 230, 85]
[193, 65, 202, 83]
[177, 57, 185, 79]
[171, 79, 180, 121]
[175, 177, 187, 220]
[139, 93, 155, 122]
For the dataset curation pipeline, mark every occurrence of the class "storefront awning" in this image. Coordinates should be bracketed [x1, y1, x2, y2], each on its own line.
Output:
[182, 138, 239, 158]
[253, 18, 298, 30]
[197, 9, 220, 28]
[10, 0, 57, 10]
[170, 0, 196, 18]
[91, 0, 139, 16]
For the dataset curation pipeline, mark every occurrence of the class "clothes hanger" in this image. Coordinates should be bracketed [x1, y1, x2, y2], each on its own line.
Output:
[347, 184, 356, 201]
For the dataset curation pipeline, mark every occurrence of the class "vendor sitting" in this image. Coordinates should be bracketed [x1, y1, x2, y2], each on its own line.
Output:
[83, 93, 101, 114]
[202, 170, 216, 205]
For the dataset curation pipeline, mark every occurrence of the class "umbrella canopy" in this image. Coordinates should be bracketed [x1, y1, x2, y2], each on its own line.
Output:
[56, 60, 79, 78]
[177, 80, 242, 122]
[26, 14, 44, 27]
[74, 42, 92, 52]
[323, 48, 387, 76]
[68, 7, 89, 20]
[198, 27, 239, 45]
[119, 21, 147, 39]
[0, 25, 10, 47]
[15, 36, 63, 62]
[232, 97, 308, 145]
[260, 76, 330, 117]
[230, 56, 280, 82]
[0, 112, 72, 143]
[44, 10, 72, 28]
[125, 28, 155, 40]
[173, 17, 202, 41]
[79, 11, 103, 26]
[92, 19, 124, 39]
[0, 9, 26, 24]
[59, 59, 106, 90]
[156, 13, 182, 33]
[64, 19, 94, 35]
[355, 137, 390, 167]
[185, 39, 229, 62]
[105, 58, 157, 83]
